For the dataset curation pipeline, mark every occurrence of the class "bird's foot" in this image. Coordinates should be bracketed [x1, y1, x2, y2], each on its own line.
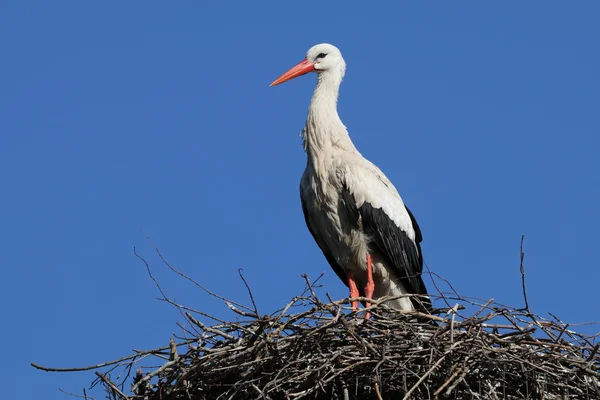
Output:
[347, 271, 360, 313]
[363, 253, 375, 320]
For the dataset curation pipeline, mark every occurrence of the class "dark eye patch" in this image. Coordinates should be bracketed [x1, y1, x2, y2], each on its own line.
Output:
[316, 53, 327, 59]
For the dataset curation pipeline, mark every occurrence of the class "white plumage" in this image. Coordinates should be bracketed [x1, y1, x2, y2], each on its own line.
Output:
[271, 43, 430, 314]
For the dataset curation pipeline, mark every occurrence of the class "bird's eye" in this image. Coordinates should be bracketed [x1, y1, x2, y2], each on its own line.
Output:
[316, 53, 327, 59]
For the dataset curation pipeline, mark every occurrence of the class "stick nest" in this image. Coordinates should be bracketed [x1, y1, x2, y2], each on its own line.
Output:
[32, 244, 600, 400]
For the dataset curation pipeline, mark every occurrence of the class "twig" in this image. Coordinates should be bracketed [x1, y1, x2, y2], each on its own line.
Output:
[134, 246, 169, 304]
[433, 365, 461, 397]
[143, 234, 255, 313]
[58, 388, 96, 400]
[31, 341, 188, 372]
[186, 312, 236, 340]
[131, 359, 178, 393]
[374, 381, 383, 400]
[402, 347, 453, 400]
[238, 268, 259, 317]
[519, 234, 530, 312]
[95, 372, 129, 400]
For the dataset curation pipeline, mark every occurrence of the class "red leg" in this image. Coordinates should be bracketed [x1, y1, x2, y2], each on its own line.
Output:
[347, 271, 359, 312]
[364, 253, 375, 319]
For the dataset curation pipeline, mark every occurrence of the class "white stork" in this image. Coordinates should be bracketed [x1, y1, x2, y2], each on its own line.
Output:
[271, 43, 431, 315]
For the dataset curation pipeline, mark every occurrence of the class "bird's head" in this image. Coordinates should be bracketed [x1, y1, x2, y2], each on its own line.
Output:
[270, 43, 346, 87]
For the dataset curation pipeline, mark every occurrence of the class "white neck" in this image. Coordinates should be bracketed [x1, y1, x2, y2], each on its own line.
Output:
[303, 71, 357, 164]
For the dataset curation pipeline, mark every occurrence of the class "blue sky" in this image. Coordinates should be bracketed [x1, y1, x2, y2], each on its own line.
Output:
[2, 2, 599, 398]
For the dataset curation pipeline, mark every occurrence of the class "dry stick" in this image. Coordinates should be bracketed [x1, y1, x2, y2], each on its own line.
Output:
[433, 365, 461, 397]
[238, 268, 259, 317]
[554, 322, 570, 344]
[449, 303, 459, 344]
[586, 344, 600, 364]
[226, 302, 260, 318]
[30, 340, 191, 372]
[116, 358, 136, 396]
[374, 382, 384, 400]
[131, 359, 179, 394]
[444, 363, 470, 397]
[133, 247, 202, 334]
[58, 388, 96, 400]
[427, 269, 462, 305]
[169, 338, 178, 361]
[175, 321, 197, 339]
[134, 246, 168, 301]
[302, 274, 321, 305]
[402, 344, 457, 400]
[519, 234, 530, 312]
[425, 266, 455, 312]
[143, 234, 255, 313]
[277, 296, 304, 320]
[547, 311, 589, 347]
[471, 298, 495, 319]
[250, 383, 271, 400]
[95, 372, 130, 400]
[268, 273, 325, 318]
[186, 312, 236, 341]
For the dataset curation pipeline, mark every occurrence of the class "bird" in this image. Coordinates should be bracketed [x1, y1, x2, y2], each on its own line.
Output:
[270, 43, 431, 316]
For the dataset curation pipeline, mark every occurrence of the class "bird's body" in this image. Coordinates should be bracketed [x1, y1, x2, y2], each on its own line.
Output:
[272, 44, 430, 313]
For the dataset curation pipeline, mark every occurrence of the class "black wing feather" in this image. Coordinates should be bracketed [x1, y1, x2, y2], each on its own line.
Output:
[404, 205, 424, 273]
[341, 185, 430, 310]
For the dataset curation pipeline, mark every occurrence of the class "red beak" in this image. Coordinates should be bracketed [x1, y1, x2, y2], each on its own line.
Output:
[270, 59, 316, 87]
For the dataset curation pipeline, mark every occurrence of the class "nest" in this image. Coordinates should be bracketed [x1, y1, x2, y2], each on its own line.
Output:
[32, 244, 600, 399]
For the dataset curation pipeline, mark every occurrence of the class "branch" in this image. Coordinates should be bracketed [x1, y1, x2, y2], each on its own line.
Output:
[519, 234, 530, 312]
[95, 372, 129, 400]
